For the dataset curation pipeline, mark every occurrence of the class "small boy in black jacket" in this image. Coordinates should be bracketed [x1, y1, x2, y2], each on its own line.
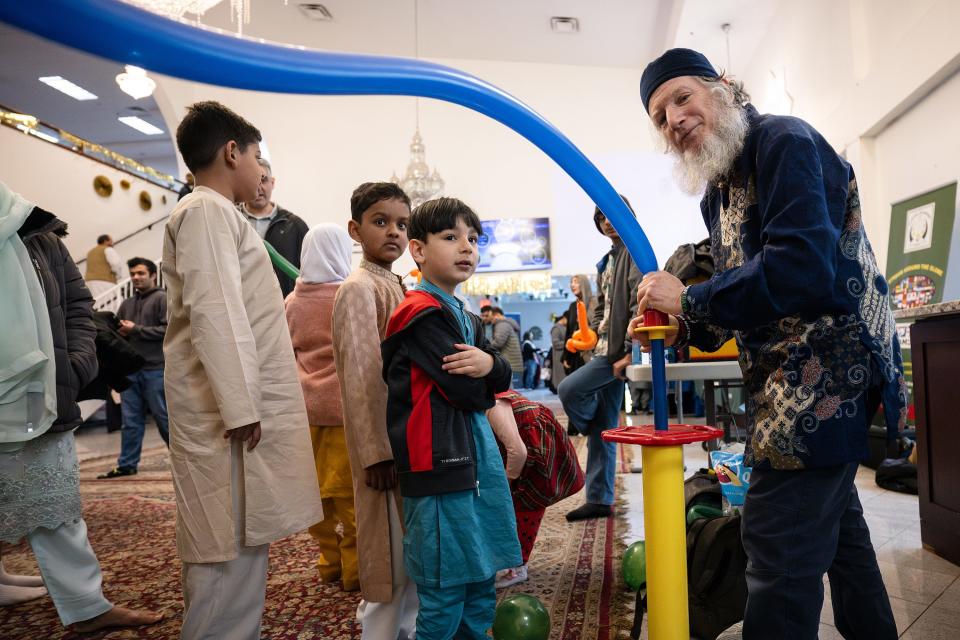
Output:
[381, 197, 520, 639]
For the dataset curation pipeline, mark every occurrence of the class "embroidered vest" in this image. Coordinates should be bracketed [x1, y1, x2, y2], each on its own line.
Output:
[84, 245, 115, 283]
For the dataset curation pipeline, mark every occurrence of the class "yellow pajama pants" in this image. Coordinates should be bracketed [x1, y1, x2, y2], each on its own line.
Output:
[308, 425, 359, 591]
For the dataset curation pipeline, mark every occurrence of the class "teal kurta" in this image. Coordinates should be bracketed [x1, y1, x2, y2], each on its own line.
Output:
[401, 281, 521, 588]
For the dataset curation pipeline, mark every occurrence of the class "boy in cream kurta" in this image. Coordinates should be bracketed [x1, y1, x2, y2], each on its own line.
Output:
[332, 182, 417, 639]
[163, 102, 323, 640]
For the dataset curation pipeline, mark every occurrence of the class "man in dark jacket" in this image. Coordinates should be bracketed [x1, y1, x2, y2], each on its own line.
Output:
[635, 48, 903, 639]
[480, 306, 524, 387]
[98, 257, 168, 478]
[557, 197, 642, 521]
[3, 199, 160, 632]
[241, 158, 309, 297]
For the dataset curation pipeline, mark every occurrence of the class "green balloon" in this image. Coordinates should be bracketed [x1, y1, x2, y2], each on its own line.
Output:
[493, 594, 550, 640]
[622, 540, 646, 591]
[263, 239, 300, 280]
[687, 503, 723, 525]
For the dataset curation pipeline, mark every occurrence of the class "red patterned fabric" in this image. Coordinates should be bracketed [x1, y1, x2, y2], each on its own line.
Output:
[495, 390, 585, 511]
[515, 508, 545, 563]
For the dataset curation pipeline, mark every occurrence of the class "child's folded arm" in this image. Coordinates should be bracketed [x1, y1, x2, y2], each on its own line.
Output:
[404, 312, 498, 412]
[477, 345, 512, 394]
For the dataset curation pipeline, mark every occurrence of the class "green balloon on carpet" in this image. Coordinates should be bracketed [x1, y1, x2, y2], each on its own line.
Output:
[492, 593, 550, 640]
[622, 540, 646, 591]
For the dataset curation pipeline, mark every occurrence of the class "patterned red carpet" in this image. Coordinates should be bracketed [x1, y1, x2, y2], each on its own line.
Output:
[1, 438, 635, 639]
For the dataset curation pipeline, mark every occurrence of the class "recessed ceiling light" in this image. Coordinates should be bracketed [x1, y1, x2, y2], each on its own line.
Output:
[550, 17, 579, 34]
[38, 76, 98, 101]
[118, 116, 164, 135]
[298, 3, 333, 21]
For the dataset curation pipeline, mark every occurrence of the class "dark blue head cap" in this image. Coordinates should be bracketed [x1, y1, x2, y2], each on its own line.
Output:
[640, 48, 718, 113]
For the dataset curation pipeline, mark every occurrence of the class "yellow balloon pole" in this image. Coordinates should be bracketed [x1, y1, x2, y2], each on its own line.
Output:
[641, 442, 689, 639]
[605, 309, 722, 640]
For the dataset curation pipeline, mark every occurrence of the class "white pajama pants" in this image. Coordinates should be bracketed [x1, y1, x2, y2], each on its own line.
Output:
[357, 490, 418, 640]
[180, 440, 269, 640]
[28, 518, 113, 626]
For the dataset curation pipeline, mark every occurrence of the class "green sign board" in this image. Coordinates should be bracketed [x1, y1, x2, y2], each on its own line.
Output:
[886, 182, 956, 309]
[885, 182, 957, 424]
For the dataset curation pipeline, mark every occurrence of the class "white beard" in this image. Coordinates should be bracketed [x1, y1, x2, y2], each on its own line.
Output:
[671, 98, 749, 196]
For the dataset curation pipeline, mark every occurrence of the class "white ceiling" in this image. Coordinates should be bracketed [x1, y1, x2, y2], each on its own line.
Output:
[187, 0, 682, 68]
[192, 0, 779, 73]
[0, 23, 177, 175]
[1, 0, 781, 177]
[673, 0, 783, 77]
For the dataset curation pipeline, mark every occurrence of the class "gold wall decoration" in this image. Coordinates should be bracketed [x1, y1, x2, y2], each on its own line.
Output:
[2, 108, 177, 190]
[0, 111, 38, 129]
[139, 190, 152, 211]
[120, 179, 131, 190]
[459, 272, 553, 296]
[93, 175, 113, 197]
[62, 130, 176, 186]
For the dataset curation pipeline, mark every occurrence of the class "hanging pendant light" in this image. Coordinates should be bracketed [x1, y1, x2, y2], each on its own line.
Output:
[393, 130, 445, 209]
[116, 65, 157, 99]
[391, 0, 444, 207]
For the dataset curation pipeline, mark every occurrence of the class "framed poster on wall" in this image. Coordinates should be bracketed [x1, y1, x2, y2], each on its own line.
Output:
[884, 181, 957, 425]
[886, 182, 956, 310]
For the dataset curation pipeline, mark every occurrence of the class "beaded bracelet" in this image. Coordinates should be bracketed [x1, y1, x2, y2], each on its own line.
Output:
[679, 285, 691, 314]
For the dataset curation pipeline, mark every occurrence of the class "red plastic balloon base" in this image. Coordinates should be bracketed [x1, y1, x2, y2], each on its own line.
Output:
[602, 424, 723, 447]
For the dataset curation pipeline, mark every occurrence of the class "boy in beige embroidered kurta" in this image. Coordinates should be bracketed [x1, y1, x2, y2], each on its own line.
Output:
[331, 181, 417, 640]
[333, 260, 404, 598]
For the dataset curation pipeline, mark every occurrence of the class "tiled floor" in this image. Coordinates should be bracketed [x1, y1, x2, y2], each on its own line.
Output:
[75, 392, 960, 638]
[526, 388, 960, 639]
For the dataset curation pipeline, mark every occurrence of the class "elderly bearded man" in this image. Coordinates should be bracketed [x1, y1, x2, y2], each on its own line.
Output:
[631, 49, 905, 640]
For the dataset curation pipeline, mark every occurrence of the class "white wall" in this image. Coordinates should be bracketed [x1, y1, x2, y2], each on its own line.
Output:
[731, 0, 960, 270]
[152, 56, 695, 275]
[741, 0, 960, 148]
[0, 125, 175, 264]
[873, 69, 960, 299]
[552, 151, 704, 270]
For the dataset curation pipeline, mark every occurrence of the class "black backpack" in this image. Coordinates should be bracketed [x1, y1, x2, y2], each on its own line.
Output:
[875, 457, 918, 495]
[686, 514, 748, 639]
[685, 469, 722, 512]
[631, 470, 747, 640]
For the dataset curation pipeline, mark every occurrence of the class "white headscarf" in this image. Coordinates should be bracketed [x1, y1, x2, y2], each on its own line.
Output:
[299, 223, 353, 284]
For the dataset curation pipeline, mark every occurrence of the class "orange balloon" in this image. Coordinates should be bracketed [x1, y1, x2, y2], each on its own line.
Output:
[565, 301, 597, 352]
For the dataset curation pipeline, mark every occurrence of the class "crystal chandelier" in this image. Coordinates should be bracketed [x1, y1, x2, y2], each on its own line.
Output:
[391, 130, 444, 209]
[391, 0, 444, 208]
[122, 0, 252, 35]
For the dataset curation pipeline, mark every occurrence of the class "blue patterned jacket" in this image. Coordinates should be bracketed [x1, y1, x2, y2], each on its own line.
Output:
[680, 104, 906, 470]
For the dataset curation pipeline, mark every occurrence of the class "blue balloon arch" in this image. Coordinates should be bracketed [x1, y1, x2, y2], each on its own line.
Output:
[0, 0, 658, 272]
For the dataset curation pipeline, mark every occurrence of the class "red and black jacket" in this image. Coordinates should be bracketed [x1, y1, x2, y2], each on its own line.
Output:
[381, 290, 512, 498]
